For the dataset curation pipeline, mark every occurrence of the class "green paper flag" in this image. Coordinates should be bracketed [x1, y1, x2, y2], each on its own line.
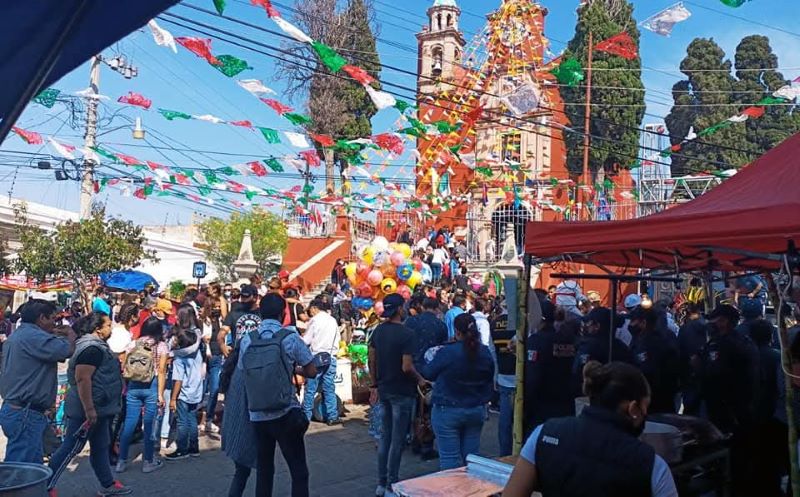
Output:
[394, 100, 414, 113]
[213, 55, 252, 77]
[157, 190, 171, 197]
[550, 58, 584, 87]
[91, 147, 118, 162]
[203, 171, 218, 184]
[258, 127, 281, 144]
[435, 121, 461, 134]
[144, 184, 155, 196]
[719, 0, 747, 6]
[245, 190, 257, 201]
[213, 0, 226, 14]
[158, 108, 192, 121]
[755, 96, 788, 106]
[398, 127, 423, 138]
[217, 166, 236, 176]
[697, 121, 732, 137]
[311, 42, 348, 73]
[302, 184, 314, 194]
[198, 186, 212, 197]
[284, 113, 312, 126]
[33, 88, 60, 108]
[264, 158, 284, 172]
[475, 167, 493, 177]
[550, 177, 559, 187]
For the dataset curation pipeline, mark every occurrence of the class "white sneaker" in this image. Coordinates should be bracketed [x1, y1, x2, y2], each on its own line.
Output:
[142, 459, 164, 474]
[114, 460, 127, 473]
[161, 439, 175, 451]
[205, 422, 220, 434]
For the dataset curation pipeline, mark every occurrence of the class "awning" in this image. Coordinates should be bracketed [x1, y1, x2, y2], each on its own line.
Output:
[524, 132, 800, 272]
[0, 0, 179, 140]
[100, 270, 159, 292]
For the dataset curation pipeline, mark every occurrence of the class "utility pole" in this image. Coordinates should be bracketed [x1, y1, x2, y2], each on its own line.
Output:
[323, 148, 335, 195]
[581, 31, 594, 221]
[80, 55, 101, 219]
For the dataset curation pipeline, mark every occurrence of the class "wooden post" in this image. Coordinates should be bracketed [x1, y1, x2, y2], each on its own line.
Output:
[581, 31, 594, 221]
[766, 274, 800, 497]
[513, 254, 532, 455]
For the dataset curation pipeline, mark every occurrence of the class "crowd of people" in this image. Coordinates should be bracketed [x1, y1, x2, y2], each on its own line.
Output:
[0, 265, 797, 497]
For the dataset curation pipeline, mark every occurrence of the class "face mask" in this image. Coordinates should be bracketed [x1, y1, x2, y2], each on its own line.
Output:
[211, 309, 222, 319]
[224, 291, 231, 298]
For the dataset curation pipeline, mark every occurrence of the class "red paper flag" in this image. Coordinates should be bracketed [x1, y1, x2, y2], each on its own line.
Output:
[229, 120, 253, 129]
[372, 133, 404, 155]
[11, 126, 43, 145]
[741, 106, 765, 119]
[176, 37, 221, 66]
[117, 92, 152, 110]
[594, 32, 638, 60]
[290, 185, 302, 193]
[93, 181, 100, 194]
[260, 98, 293, 115]
[300, 150, 321, 168]
[342, 65, 374, 85]
[174, 174, 191, 185]
[465, 104, 484, 123]
[231, 200, 244, 208]
[147, 161, 166, 171]
[251, 0, 280, 17]
[248, 161, 268, 176]
[187, 194, 201, 202]
[115, 153, 141, 165]
[133, 188, 147, 200]
[310, 133, 335, 147]
[228, 181, 246, 193]
[144, 177, 153, 187]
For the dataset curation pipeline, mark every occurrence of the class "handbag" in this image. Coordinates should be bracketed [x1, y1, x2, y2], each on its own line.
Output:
[413, 384, 434, 445]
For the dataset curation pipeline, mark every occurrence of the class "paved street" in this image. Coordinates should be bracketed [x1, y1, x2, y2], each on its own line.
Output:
[30, 405, 501, 497]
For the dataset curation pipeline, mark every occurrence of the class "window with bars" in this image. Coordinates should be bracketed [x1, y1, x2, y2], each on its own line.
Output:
[500, 132, 521, 163]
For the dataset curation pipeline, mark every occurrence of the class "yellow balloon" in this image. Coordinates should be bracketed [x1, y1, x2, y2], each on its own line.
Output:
[361, 246, 375, 266]
[381, 278, 398, 294]
[345, 262, 357, 280]
[406, 271, 423, 289]
[397, 243, 412, 259]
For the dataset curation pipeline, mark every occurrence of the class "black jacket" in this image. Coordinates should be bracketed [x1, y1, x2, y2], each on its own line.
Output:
[631, 329, 680, 414]
[525, 325, 577, 432]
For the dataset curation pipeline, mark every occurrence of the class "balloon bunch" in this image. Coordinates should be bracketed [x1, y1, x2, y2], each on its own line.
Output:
[346, 236, 425, 313]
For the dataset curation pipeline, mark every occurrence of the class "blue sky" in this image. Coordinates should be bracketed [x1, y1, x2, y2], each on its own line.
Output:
[3, 0, 799, 226]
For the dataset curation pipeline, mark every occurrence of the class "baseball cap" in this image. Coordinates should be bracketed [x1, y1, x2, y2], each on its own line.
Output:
[240, 284, 259, 298]
[154, 298, 173, 315]
[278, 270, 290, 279]
[624, 294, 642, 309]
[708, 304, 740, 323]
[381, 294, 406, 318]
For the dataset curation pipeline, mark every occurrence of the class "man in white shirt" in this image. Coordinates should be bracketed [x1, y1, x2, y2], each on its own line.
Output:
[301, 298, 342, 425]
[431, 246, 449, 284]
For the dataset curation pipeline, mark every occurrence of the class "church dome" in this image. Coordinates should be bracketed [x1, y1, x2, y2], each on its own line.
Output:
[433, 0, 457, 6]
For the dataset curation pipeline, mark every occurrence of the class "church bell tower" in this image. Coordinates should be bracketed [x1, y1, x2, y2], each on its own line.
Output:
[416, 0, 466, 96]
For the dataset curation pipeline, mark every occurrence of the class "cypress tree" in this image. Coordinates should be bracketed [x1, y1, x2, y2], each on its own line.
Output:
[561, 0, 645, 177]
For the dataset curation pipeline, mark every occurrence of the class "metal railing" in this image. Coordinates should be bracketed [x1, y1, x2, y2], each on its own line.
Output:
[284, 211, 336, 238]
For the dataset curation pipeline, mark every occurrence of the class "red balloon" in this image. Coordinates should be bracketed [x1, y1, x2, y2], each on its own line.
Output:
[397, 284, 412, 300]
[356, 262, 371, 277]
[412, 258, 423, 271]
[357, 282, 373, 298]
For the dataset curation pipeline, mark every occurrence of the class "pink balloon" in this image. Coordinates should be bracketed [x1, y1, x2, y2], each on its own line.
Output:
[374, 301, 384, 316]
[357, 282, 373, 298]
[356, 262, 371, 277]
[367, 269, 384, 286]
[412, 258, 423, 271]
[390, 251, 406, 267]
[397, 284, 412, 300]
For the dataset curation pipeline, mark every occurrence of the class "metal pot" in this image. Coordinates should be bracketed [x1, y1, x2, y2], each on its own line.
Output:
[0, 463, 52, 496]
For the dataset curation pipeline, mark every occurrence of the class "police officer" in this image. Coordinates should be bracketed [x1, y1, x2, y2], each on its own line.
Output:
[573, 307, 634, 395]
[628, 307, 680, 414]
[524, 300, 576, 437]
[696, 304, 760, 497]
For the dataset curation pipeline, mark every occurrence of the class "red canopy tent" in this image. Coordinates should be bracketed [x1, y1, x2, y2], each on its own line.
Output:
[524, 132, 800, 272]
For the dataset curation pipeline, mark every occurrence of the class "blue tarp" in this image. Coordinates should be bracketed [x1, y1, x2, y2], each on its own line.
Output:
[100, 270, 159, 292]
[0, 0, 179, 125]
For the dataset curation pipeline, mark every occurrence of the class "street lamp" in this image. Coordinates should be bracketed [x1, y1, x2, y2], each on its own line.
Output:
[132, 117, 145, 140]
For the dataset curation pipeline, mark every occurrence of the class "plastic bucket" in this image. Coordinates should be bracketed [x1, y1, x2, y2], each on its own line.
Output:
[0, 463, 52, 496]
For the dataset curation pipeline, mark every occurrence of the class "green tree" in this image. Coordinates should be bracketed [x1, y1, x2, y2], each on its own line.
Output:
[13, 205, 157, 298]
[665, 38, 746, 176]
[0, 234, 9, 276]
[198, 208, 288, 281]
[561, 0, 645, 177]
[277, 0, 381, 193]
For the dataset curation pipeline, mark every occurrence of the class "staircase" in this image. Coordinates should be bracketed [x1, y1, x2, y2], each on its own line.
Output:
[302, 277, 332, 306]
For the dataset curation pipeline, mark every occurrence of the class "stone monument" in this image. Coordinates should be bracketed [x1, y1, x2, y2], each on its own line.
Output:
[233, 229, 259, 285]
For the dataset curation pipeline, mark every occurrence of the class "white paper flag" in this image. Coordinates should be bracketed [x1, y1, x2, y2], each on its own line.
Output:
[364, 84, 397, 110]
[727, 114, 749, 123]
[774, 84, 800, 102]
[47, 138, 75, 160]
[233, 163, 251, 176]
[273, 17, 314, 44]
[75, 88, 110, 100]
[284, 131, 311, 148]
[82, 147, 100, 163]
[640, 2, 691, 37]
[192, 114, 226, 124]
[237, 79, 276, 96]
[148, 20, 178, 53]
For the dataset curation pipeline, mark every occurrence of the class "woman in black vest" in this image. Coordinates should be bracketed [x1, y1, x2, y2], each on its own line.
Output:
[503, 361, 678, 497]
[48, 311, 130, 496]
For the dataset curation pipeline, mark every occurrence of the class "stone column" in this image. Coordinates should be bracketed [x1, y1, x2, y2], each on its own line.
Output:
[233, 229, 259, 286]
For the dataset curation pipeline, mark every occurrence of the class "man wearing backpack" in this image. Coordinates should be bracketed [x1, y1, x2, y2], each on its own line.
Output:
[237, 294, 317, 497]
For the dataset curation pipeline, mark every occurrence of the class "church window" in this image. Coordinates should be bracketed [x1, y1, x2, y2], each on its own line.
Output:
[501, 132, 521, 163]
[447, 14, 452, 27]
[432, 46, 443, 77]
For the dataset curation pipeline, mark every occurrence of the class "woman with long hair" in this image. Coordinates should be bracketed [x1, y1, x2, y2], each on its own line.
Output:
[115, 317, 169, 474]
[421, 313, 494, 470]
[48, 311, 131, 496]
[200, 298, 224, 435]
[503, 361, 678, 497]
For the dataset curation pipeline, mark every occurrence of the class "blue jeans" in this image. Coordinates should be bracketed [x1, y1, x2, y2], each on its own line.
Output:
[431, 263, 443, 283]
[377, 393, 415, 486]
[160, 387, 171, 439]
[176, 400, 199, 453]
[431, 404, 486, 470]
[206, 354, 223, 423]
[119, 378, 159, 462]
[498, 386, 515, 457]
[0, 403, 50, 463]
[48, 415, 114, 489]
[302, 357, 338, 422]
